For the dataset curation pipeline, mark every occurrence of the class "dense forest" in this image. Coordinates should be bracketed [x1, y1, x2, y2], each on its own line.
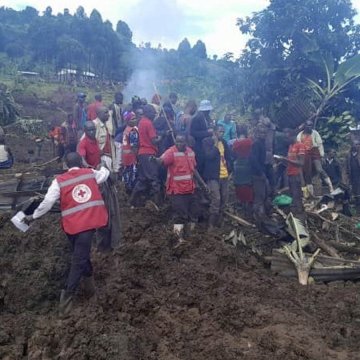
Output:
[1, 1, 360, 145]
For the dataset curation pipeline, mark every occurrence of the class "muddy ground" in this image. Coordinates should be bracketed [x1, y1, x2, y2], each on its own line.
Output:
[1, 88, 360, 359]
[1, 199, 360, 360]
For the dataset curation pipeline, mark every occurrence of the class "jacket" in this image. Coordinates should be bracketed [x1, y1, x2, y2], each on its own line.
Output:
[297, 130, 325, 157]
[122, 126, 138, 166]
[161, 145, 196, 195]
[57, 168, 108, 235]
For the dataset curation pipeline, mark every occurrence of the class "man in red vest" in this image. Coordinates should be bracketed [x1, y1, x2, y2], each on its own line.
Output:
[152, 135, 208, 246]
[24, 152, 110, 315]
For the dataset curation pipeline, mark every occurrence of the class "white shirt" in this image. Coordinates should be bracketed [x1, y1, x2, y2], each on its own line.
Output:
[0, 144, 9, 162]
[32, 166, 110, 219]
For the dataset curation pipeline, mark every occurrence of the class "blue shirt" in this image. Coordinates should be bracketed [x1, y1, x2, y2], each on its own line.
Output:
[217, 119, 236, 143]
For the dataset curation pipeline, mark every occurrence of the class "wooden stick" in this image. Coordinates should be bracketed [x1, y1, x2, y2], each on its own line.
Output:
[153, 83, 176, 143]
[311, 233, 341, 258]
[224, 211, 254, 227]
[33, 156, 60, 168]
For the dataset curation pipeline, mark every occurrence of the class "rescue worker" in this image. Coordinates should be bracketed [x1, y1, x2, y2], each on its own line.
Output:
[24, 152, 110, 316]
[151, 135, 208, 246]
[297, 120, 334, 195]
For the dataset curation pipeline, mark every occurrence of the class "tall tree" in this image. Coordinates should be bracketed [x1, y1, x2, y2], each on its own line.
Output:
[116, 20, 132, 41]
[237, 0, 360, 119]
[177, 38, 191, 55]
[192, 40, 207, 59]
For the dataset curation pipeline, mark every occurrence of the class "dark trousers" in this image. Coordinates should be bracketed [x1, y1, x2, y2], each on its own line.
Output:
[207, 178, 229, 215]
[66, 230, 95, 294]
[351, 179, 360, 211]
[275, 163, 288, 190]
[131, 154, 160, 205]
[288, 174, 304, 217]
[252, 175, 268, 222]
[170, 193, 198, 224]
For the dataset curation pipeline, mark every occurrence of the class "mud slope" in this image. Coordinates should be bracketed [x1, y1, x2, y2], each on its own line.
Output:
[1, 207, 360, 360]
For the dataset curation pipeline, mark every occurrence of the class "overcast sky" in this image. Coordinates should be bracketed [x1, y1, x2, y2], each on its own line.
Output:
[2, 0, 360, 56]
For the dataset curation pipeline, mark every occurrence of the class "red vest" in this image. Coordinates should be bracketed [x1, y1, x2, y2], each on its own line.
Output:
[122, 126, 137, 166]
[165, 146, 196, 195]
[56, 168, 108, 235]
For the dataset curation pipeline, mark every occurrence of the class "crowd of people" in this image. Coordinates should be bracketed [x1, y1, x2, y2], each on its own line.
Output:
[11, 90, 360, 316]
[46, 91, 360, 233]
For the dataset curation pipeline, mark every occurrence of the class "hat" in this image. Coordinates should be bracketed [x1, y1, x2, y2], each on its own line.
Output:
[123, 111, 136, 122]
[199, 100, 213, 111]
[77, 92, 86, 98]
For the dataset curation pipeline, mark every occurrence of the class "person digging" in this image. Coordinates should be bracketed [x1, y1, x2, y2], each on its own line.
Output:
[150, 135, 209, 246]
[24, 152, 110, 316]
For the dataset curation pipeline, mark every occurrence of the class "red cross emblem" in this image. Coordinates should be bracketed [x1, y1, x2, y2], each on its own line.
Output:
[72, 184, 92, 203]
[77, 189, 87, 198]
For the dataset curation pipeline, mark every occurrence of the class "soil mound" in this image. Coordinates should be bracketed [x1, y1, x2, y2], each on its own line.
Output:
[1, 205, 360, 359]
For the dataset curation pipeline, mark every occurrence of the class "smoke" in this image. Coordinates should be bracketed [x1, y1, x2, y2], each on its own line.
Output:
[122, 69, 160, 102]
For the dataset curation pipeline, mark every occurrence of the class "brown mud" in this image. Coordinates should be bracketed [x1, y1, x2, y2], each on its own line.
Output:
[1, 92, 360, 359]
[1, 200, 360, 359]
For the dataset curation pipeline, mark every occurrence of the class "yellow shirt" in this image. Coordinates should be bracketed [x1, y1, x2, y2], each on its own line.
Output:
[217, 141, 228, 179]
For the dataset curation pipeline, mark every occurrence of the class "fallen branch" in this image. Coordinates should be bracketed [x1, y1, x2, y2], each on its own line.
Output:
[311, 233, 341, 258]
[33, 156, 60, 168]
[307, 211, 360, 241]
[328, 241, 360, 255]
[224, 211, 254, 227]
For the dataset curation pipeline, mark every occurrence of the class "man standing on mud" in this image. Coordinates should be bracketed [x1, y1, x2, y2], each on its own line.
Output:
[249, 126, 269, 224]
[87, 94, 103, 121]
[130, 104, 162, 207]
[277, 129, 306, 218]
[297, 120, 334, 195]
[24, 152, 109, 316]
[93, 106, 114, 170]
[73, 93, 87, 138]
[152, 135, 207, 246]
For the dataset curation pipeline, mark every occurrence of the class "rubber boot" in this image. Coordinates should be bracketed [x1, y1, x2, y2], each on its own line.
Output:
[184, 222, 196, 238]
[325, 177, 334, 193]
[59, 290, 73, 317]
[208, 214, 218, 232]
[173, 224, 185, 247]
[82, 276, 96, 298]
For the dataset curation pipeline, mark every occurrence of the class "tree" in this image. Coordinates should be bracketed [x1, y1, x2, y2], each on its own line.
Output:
[178, 38, 191, 55]
[75, 6, 86, 19]
[44, 6, 52, 17]
[192, 40, 207, 59]
[89, 9, 102, 23]
[237, 0, 360, 120]
[116, 20, 132, 41]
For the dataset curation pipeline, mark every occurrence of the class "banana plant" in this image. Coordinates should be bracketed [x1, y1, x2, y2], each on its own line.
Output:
[307, 53, 360, 124]
[0, 84, 20, 126]
[282, 213, 320, 285]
